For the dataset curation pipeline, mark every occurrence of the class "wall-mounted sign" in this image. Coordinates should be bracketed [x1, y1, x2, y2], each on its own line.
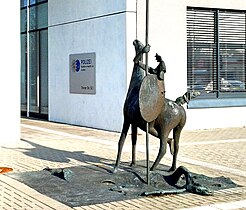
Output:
[69, 52, 96, 94]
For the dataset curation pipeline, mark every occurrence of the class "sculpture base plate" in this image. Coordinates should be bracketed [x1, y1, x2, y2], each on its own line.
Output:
[7, 162, 240, 207]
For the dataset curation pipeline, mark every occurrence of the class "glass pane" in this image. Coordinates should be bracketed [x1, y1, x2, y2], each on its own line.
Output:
[30, 0, 48, 5]
[188, 46, 217, 93]
[187, 9, 217, 96]
[30, 0, 36, 5]
[219, 12, 245, 44]
[21, 8, 27, 33]
[37, 0, 47, 3]
[220, 48, 245, 91]
[21, 0, 27, 7]
[29, 3, 48, 30]
[21, 34, 27, 112]
[40, 30, 48, 114]
[187, 10, 215, 44]
[219, 12, 246, 92]
[29, 32, 39, 113]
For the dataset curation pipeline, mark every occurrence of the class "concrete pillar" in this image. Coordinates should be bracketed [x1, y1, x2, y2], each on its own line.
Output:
[0, 1, 20, 146]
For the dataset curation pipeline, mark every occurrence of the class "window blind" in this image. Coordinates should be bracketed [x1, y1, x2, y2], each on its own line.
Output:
[219, 11, 245, 92]
[187, 8, 246, 98]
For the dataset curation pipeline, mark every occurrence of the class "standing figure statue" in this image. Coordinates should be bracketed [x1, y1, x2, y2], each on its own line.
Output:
[114, 39, 189, 173]
[136, 52, 166, 81]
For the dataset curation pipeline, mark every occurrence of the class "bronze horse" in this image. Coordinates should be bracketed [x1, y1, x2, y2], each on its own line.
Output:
[113, 40, 188, 173]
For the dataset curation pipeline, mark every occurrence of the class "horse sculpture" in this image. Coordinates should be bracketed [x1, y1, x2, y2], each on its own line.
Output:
[114, 39, 189, 173]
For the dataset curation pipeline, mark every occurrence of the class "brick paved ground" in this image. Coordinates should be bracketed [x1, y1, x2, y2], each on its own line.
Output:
[0, 118, 246, 209]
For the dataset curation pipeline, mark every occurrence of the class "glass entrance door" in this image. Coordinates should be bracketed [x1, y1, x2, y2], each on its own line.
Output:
[29, 29, 48, 117]
[20, 0, 48, 119]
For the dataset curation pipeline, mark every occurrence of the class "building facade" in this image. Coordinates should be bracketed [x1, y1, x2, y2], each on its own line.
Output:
[21, 0, 246, 132]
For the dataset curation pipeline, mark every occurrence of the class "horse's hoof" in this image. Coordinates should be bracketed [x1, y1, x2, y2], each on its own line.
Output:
[168, 167, 176, 172]
[112, 167, 118, 174]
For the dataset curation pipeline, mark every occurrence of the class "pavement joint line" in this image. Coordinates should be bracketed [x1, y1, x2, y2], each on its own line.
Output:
[180, 138, 246, 146]
[178, 199, 246, 210]
[21, 124, 246, 147]
[21, 124, 114, 145]
[176, 156, 246, 178]
[21, 123, 246, 178]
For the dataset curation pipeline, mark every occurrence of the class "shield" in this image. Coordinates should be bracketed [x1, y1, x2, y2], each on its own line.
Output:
[139, 74, 165, 122]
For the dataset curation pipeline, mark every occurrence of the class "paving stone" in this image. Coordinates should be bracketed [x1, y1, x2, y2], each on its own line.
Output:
[0, 118, 245, 209]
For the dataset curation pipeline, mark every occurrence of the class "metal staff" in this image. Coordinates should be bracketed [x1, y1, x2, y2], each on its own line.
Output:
[145, 0, 150, 185]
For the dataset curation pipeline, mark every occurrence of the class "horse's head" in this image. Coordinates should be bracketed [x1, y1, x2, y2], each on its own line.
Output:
[175, 91, 201, 106]
[133, 39, 145, 60]
[188, 91, 200, 99]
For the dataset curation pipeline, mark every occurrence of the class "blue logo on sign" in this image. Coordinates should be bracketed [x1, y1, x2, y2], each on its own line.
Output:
[73, 59, 80, 72]
[72, 59, 80, 72]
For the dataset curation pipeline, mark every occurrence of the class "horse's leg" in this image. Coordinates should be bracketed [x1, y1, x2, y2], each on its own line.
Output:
[150, 132, 167, 171]
[169, 126, 181, 172]
[130, 124, 137, 167]
[148, 121, 158, 137]
[167, 138, 174, 155]
[113, 120, 130, 173]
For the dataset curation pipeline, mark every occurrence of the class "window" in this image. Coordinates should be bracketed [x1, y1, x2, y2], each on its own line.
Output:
[187, 7, 246, 108]
[21, 0, 48, 118]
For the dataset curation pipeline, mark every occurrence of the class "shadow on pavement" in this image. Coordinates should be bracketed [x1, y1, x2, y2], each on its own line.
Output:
[19, 138, 110, 165]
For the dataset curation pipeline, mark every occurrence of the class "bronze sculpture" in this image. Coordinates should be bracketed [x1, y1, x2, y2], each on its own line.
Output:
[113, 39, 197, 173]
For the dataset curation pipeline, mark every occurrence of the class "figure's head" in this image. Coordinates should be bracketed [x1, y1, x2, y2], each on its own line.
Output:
[155, 53, 162, 62]
[133, 39, 144, 56]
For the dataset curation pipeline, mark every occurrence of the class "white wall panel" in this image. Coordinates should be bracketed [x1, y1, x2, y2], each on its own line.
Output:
[49, 1, 136, 131]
